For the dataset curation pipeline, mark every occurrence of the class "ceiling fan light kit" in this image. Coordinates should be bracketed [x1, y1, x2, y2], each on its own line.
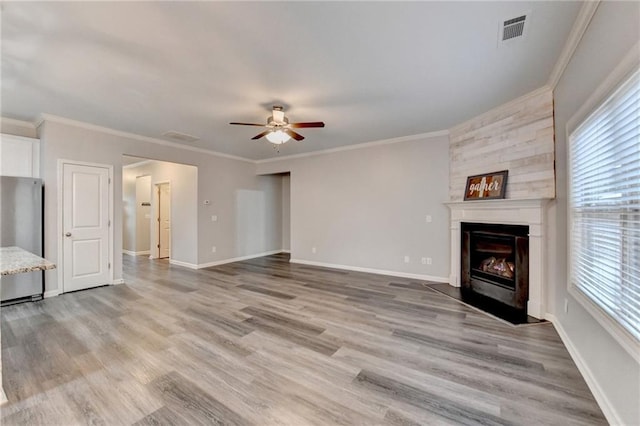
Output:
[265, 130, 291, 144]
[230, 105, 325, 146]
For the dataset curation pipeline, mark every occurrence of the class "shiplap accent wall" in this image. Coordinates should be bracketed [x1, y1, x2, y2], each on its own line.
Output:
[449, 87, 555, 201]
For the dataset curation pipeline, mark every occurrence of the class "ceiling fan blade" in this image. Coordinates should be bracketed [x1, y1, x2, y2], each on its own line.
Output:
[229, 122, 266, 126]
[288, 121, 325, 128]
[284, 128, 305, 141]
[251, 130, 272, 140]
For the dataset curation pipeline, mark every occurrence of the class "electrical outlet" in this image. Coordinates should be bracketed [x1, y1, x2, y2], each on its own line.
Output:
[212, 246, 216, 253]
[421, 257, 427, 265]
[564, 298, 569, 313]
[425, 215, 432, 223]
[312, 247, 317, 254]
[404, 256, 410, 263]
[427, 257, 432, 265]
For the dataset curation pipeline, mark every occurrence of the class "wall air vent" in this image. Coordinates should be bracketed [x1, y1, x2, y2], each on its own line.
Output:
[162, 131, 200, 143]
[498, 13, 529, 46]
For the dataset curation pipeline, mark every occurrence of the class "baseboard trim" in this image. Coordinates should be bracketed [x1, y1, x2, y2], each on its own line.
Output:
[123, 250, 150, 256]
[0, 385, 7, 405]
[112, 279, 125, 285]
[169, 259, 199, 269]
[44, 289, 61, 298]
[197, 250, 285, 269]
[171, 251, 448, 282]
[546, 314, 622, 426]
[289, 258, 449, 283]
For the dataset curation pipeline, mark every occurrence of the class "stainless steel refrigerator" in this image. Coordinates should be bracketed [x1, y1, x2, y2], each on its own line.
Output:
[1, 176, 44, 304]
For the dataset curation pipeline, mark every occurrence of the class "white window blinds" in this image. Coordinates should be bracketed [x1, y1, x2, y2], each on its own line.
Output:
[569, 68, 640, 341]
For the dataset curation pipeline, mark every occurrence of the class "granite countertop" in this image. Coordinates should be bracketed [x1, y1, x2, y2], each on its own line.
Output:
[0, 246, 56, 276]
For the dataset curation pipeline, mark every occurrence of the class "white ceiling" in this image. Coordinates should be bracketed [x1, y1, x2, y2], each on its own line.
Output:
[2, 2, 581, 160]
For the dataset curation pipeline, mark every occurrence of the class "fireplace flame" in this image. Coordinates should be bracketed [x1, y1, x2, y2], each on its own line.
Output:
[480, 257, 515, 279]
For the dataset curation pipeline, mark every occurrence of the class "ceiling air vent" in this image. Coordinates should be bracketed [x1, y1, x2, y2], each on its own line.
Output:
[503, 15, 526, 40]
[498, 13, 529, 46]
[162, 131, 199, 143]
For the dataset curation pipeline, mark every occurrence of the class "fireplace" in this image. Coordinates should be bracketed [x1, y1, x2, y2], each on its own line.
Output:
[461, 223, 529, 316]
[445, 199, 550, 320]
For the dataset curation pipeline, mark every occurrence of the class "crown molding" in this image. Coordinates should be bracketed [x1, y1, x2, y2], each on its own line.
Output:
[35, 113, 450, 165]
[256, 129, 450, 164]
[547, 1, 600, 90]
[36, 113, 255, 163]
[33, 115, 45, 129]
[1, 116, 37, 129]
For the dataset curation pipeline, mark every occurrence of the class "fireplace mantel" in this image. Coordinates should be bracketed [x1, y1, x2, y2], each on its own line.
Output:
[445, 198, 552, 319]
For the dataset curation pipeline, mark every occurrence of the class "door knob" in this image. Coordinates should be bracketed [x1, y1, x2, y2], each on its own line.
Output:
[65, 232, 72, 237]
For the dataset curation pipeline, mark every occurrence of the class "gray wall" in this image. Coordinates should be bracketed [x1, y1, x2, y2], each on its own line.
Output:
[39, 119, 283, 294]
[257, 134, 450, 280]
[551, 2, 640, 423]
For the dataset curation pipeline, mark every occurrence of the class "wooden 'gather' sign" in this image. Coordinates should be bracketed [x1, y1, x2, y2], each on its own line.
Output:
[464, 170, 508, 200]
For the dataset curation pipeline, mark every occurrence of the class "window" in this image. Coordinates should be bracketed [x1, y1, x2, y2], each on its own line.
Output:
[569, 68, 640, 343]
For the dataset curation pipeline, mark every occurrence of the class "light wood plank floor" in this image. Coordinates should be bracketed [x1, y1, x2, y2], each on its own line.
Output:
[1, 253, 606, 425]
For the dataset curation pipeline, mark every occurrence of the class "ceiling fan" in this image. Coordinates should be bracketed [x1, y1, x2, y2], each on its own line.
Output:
[230, 106, 325, 145]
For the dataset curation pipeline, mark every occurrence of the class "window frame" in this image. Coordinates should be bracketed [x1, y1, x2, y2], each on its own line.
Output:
[566, 50, 640, 363]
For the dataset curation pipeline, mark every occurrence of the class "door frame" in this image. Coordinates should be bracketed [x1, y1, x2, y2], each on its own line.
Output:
[57, 159, 114, 293]
[150, 180, 171, 259]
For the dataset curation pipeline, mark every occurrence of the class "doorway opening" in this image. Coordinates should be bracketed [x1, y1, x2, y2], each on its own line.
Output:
[122, 155, 197, 266]
[250, 170, 290, 256]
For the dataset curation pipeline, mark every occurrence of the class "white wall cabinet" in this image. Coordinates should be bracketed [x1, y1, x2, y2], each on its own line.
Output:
[0, 133, 40, 178]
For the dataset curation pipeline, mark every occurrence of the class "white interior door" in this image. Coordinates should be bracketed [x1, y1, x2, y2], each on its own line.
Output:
[158, 183, 171, 259]
[63, 163, 110, 292]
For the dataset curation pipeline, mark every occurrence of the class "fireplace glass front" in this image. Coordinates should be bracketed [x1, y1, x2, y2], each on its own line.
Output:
[461, 222, 529, 316]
